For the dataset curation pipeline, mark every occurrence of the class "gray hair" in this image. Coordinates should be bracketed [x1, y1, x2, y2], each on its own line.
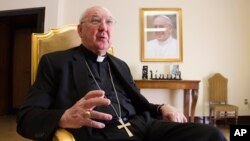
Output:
[79, 6, 113, 23]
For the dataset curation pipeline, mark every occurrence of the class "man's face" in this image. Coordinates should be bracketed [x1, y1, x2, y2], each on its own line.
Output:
[78, 7, 114, 55]
[153, 16, 173, 42]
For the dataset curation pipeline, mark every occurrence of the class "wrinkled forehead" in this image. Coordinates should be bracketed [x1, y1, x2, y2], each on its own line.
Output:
[80, 6, 113, 22]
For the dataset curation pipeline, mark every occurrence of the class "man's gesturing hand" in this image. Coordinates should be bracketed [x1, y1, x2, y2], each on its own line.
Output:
[59, 90, 112, 128]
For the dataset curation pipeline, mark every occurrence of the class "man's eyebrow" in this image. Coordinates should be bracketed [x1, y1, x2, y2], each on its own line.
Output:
[92, 14, 100, 17]
[88, 15, 99, 19]
[89, 15, 113, 19]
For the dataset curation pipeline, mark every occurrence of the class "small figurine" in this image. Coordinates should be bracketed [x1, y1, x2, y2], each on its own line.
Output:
[154, 70, 158, 79]
[150, 70, 153, 79]
[142, 65, 148, 80]
[175, 65, 182, 80]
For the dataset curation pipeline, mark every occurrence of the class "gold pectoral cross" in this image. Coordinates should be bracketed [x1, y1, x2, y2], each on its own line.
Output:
[117, 118, 133, 137]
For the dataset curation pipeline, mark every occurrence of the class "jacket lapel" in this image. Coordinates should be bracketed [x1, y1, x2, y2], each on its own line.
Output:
[72, 50, 91, 99]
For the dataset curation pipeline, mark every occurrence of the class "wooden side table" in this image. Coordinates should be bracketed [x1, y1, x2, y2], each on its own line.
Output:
[134, 80, 200, 122]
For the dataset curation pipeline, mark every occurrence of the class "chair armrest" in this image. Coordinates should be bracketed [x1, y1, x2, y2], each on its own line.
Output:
[53, 128, 75, 141]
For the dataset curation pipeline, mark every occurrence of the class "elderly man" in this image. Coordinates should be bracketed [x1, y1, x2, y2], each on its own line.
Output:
[17, 6, 226, 141]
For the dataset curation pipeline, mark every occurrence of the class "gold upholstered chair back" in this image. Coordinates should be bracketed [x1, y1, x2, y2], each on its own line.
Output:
[208, 73, 238, 126]
[31, 24, 113, 84]
[31, 24, 80, 84]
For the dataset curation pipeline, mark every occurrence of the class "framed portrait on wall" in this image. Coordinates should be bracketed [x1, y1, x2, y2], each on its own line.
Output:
[140, 8, 183, 62]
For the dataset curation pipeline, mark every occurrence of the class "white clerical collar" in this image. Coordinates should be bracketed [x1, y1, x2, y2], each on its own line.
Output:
[96, 56, 105, 62]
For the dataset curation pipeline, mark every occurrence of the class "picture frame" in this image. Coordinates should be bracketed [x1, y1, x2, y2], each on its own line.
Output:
[140, 8, 183, 62]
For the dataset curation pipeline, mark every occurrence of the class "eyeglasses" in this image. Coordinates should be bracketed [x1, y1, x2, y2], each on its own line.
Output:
[81, 16, 116, 27]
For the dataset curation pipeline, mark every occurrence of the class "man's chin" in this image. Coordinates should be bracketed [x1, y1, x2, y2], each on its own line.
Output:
[157, 38, 166, 42]
[95, 46, 109, 53]
[96, 44, 110, 50]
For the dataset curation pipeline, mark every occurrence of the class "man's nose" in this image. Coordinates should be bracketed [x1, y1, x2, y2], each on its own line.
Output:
[98, 21, 108, 31]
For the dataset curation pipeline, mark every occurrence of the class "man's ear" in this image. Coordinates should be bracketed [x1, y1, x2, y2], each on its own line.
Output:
[77, 24, 83, 38]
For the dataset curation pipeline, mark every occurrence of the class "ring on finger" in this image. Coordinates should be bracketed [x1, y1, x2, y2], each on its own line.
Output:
[82, 110, 91, 119]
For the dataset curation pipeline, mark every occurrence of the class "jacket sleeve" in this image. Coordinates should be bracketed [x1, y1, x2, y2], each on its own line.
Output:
[16, 55, 65, 140]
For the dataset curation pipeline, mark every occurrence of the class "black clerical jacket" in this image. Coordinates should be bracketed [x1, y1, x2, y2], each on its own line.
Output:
[16, 45, 159, 141]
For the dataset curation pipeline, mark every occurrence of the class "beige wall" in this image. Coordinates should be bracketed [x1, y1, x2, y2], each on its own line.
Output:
[1, 0, 250, 116]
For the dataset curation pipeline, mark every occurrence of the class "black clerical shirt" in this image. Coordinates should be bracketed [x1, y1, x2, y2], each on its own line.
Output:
[82, 47, 136, 124]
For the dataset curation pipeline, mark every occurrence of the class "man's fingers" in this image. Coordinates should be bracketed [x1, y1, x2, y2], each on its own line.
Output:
[182, 114, 188, 123]
[177, 113, 187, 123]
[78, 90, 105, 104]
[80, 118, 110, 129]
[85, 120, 106, 128]
[165, 113, 175, 121]
[84, 90, 105, 100]
[89, 110, 112, 121]
[166, 113, 187, 123]
[76, 90, 110, 109]
[83, 97, 111, 109]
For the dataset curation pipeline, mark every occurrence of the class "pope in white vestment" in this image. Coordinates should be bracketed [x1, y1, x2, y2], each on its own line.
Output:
[145, 15, 179, 58]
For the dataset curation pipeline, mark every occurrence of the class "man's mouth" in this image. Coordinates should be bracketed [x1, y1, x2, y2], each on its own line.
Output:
[97, 35, 108, 41]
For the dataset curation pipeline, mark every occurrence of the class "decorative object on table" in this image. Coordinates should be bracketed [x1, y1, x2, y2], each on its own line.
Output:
[154, 70, 158, 79]
[148, 65, 182, 80]
[150, 70, 153, 79]
[149, 72, 168, 80]
[170, 64, 182, 80]
[142, 65, 148, 80]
